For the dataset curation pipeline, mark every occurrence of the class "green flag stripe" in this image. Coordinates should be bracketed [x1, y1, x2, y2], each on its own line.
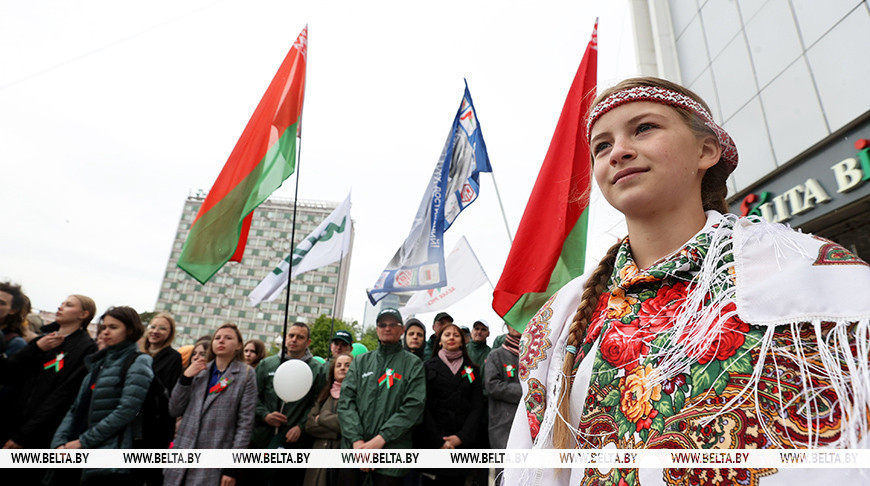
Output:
[505, 208, 588, 332]
[178, 124, 298, 284]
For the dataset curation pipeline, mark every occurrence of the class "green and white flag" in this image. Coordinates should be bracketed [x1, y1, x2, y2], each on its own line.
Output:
[248, 194, 352, 306]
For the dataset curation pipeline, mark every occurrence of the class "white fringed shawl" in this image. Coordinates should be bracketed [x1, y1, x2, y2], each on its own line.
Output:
[504, 212, 870, 485]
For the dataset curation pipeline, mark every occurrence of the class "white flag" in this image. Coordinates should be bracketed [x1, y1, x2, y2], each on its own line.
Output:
[399, 236, 489, 316]
[249, 194, 352, 306]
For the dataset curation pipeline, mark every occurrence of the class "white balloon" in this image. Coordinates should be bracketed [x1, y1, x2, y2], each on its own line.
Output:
[273, 359, 313, 402]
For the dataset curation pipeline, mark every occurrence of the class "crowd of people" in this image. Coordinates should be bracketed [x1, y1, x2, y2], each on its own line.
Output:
[0, 281, 519, 486]
[4, 75, 869, 486]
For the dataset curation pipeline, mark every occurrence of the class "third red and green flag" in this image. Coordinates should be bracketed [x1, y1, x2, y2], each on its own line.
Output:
[178, 26, 308, 284]
[492, 21, 598, 331]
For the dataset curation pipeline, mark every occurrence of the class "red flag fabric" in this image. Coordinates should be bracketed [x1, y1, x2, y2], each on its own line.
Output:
[178, 26, 308, 284]
[492, 21, 598, 331]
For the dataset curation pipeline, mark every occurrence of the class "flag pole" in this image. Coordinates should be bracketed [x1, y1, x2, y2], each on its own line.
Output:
[328, 252, 344, 345]
[489, 172, 513, 244]
[275, 135, 301, 422]
[280, 25, 308, 365]
[280, 138, 302, 365]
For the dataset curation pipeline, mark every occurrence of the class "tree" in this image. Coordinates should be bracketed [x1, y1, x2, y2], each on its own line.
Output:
[139, 311, 159, 326]
[309, 314, 355, 359]
[359, 325, 378, 352]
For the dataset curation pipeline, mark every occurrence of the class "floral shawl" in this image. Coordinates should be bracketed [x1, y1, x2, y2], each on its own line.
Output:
[504, 212, 870, 486]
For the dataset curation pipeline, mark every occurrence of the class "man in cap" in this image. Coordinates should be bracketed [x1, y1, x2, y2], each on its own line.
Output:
[338, 308, 426, 485]
[467, 319, 492, 367]
[423, 311, 453, 360]
[330, 329, 353, 358]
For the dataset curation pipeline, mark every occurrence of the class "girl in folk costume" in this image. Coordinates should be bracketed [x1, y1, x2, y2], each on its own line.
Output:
[505, 77, 870, 486]
[165, 323, 257, 486]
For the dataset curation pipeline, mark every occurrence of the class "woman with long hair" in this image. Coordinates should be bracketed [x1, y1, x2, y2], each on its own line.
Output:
[0, 295, 98, 457]
[242, 338, 267, 368]
[141, 313, 183, 446]
[505, 77, 870, 485]
[303, 352, 353, 486]
[421, 322, 484, 485]
[0, 282, 28, 356]
[164, 323, 257, 486]
[51, 306, 153, 485]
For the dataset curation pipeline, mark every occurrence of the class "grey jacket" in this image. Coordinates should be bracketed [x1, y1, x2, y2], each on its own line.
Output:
[484, 346, 521, 449]
[164, 359, 257, 486]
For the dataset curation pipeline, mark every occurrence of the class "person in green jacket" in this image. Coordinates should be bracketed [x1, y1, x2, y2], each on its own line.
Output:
[467, 319, 491, 367]
[337, 308, 426, 486]
[252, 322, 325, 485]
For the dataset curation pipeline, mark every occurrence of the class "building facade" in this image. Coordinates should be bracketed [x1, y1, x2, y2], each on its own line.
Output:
[628, 0, 870, 258]
[155, 193, 353, 346]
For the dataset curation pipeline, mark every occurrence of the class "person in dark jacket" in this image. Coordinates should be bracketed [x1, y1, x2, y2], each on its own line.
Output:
[0, 282, 28, 356]
[421, 322, 485, 485]
[483, 325, 522, 485]
[142, 313, 182, 438]
[51, 306, 154, 486]
[140, 312, 183, 485]
[402, 318, 426, 360]
[0, 294, 98, 484]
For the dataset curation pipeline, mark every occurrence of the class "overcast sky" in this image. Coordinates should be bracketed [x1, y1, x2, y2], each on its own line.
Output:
[1, 0, 637, 334]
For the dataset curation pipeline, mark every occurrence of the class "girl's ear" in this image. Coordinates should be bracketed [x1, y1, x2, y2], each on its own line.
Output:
[698, 134, 721, 171]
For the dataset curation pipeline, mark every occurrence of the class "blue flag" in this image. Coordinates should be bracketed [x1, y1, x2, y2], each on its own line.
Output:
[367, 82, 491, 305]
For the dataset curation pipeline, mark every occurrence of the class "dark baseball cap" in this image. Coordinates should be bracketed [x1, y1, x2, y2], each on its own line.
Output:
[377, 308, 403, 324]
[331, 330, 353, 345]
[433, 312, 453, 323]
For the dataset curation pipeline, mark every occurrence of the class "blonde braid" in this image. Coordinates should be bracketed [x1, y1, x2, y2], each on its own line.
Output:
[552, 240, 621, 449]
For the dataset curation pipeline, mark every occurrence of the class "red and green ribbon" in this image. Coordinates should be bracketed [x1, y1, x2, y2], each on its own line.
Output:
[462, 366, 475, 383]
[43, 352, 65, 373]
[209, 377, 232, 394]
[503, 363, 516, 378]
[378, 368, 402, 388]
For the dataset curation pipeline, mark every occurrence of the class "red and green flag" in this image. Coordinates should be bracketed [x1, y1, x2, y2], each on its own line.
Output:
[492, 21, 598, 332]
[178, 26, 308, 284]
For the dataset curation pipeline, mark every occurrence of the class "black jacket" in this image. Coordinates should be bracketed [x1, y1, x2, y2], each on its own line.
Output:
[0, 327, 97, 447]
[421, 356, 484, 449]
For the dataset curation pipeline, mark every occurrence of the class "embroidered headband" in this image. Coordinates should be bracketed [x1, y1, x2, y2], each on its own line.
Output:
[586, 86, 739, 173]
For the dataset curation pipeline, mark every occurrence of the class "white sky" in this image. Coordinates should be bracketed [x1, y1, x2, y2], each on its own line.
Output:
[1, 0, 638, 335]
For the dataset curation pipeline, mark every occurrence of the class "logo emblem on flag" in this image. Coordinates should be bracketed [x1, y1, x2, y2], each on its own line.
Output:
[378, 368, 402, 388]
[419, 264, 440, 285]
[43, 352, 65, 373]
[460, 184, 476, 204]
[395, 270, 414, 288]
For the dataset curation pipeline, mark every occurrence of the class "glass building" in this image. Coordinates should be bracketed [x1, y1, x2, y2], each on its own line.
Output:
[627, 0, 870, 258]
